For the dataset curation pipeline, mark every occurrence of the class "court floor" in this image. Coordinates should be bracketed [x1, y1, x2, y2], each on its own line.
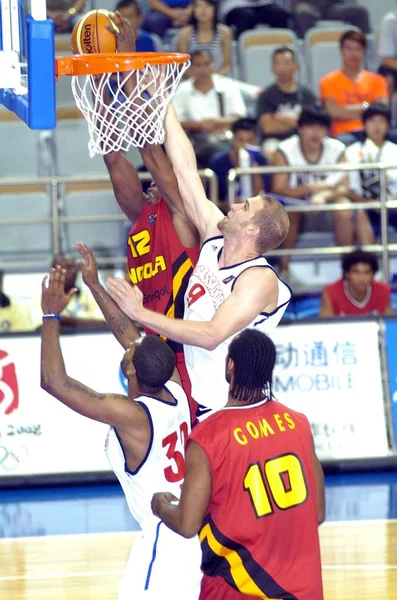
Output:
[1, 472, 397, 599]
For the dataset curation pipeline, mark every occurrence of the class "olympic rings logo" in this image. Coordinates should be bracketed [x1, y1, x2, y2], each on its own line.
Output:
[0, 445, 28, 472]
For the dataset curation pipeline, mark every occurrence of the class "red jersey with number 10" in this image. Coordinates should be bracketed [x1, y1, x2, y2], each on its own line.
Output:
[190, 399, 323, 600]
[127, 198, 200, 353]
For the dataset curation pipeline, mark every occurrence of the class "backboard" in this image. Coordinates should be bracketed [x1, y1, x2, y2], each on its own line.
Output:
[0, 0, 55, 129]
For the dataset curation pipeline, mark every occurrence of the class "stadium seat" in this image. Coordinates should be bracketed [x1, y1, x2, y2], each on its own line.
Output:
[0, 185, 52, 263]
[62, 182, 127, 258]
[55, 111, 108, 175]
[0, 114, 41, 177]
[359, 0, 396, 33]
[304, 26, 360, 93]
[238, 28, 298, 88]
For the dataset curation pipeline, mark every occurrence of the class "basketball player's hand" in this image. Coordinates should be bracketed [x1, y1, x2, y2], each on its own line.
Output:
[106, 278, 144, 319]
[41, 266, 78, 315]
[151, 492, 179, 518]
[107, 11, 136, 53]
[75, 242, 100, 289]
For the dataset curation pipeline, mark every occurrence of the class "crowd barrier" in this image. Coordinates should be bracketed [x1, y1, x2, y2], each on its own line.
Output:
[1, 317, 397, 487]
[228, 161, 397, 282]
[0, 169, 218, 270]
[1, 161, 396, 279]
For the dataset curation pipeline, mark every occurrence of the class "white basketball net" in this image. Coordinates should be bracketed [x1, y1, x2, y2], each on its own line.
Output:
[71, 60, 190, 157]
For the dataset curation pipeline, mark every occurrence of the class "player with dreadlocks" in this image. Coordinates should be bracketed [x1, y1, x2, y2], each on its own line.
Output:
[152, 329, 325, 600]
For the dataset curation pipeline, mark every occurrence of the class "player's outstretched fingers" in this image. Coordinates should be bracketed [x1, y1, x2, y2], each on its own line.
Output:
[41, 275, 48, 293]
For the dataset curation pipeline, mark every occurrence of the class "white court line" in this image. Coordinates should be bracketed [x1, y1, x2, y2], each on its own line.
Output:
[0, 570, 124, 582]
[322, 518, 397, 526]
[0, 530, 138, 543]
[1, 519, 394, 544]
[1, 564, 396, 583]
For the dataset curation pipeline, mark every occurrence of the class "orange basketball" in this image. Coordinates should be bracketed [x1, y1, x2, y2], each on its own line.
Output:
[71, 9, 119, 55]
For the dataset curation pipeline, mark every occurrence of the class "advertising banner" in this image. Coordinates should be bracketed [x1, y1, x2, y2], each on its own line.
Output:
[0, 333, 124, 478]
[272, 321, 391, 460]
[0, 320, 392, 480]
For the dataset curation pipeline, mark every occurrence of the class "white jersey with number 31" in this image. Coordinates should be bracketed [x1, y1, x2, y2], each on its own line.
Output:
[184, 236, 291, 413]
[105, 380, 202, 598]
[105, 379, 190, 529]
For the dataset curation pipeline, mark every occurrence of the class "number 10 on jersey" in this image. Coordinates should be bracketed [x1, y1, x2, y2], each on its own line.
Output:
[244, 453, 308, 517]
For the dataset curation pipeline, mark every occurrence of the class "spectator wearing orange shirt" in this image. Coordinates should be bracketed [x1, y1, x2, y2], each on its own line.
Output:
[320, 30, 388, 145]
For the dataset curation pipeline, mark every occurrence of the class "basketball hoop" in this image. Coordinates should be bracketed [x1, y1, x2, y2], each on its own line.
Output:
[55, 52, 190, 157]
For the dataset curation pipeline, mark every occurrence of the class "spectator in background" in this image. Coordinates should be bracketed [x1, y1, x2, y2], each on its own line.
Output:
[0, 272, 37, 333]
[272, 106, 351, 283]
[378, 5, 397, 105]
[176, 0, 232, 75]
[142, 0, 192, 38]
[292, 0, 370, 39]
[346, 103, 397, 244]
[218, 0, 289, 39]
[209, 118, 270, 204]
[320, 249, 393, 316]
[257, 46, 318, 160]
[173, 49, 247, 167]
[47, 0, 85, 32]
[320, 30, 388, 144]
[115, 0, 156, 51]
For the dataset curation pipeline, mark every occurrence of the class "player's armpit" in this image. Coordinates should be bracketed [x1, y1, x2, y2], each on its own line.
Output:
[41, 375, 146, 430]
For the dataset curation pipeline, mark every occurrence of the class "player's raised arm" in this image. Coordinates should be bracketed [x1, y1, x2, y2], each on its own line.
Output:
[152, 440, 212, 538]
[107, 266, 280, 350]
[140, 144, 199, 248]
[40, 267, 146, 431]
[164, 104, 224, 241]
[104, 150, 145, 223]
[75, 242, 141, 349]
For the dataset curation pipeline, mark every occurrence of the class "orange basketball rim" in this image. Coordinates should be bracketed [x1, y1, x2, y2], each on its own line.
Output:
[55, 52, 190, 78]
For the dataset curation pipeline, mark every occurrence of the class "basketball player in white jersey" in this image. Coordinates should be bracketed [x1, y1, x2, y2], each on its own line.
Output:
[272, 105, 351, 279]
[40, 265, 202, 599]
[107, 104, 292, 416]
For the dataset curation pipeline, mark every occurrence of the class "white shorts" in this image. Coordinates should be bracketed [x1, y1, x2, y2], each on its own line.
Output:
[118, 522, 202, 600]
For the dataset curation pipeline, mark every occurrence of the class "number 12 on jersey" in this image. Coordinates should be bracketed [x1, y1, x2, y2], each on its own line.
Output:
[244, 453, 308, 518]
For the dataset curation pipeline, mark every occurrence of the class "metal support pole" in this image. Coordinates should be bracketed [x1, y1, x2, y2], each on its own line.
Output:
[379, 168, 390, 282]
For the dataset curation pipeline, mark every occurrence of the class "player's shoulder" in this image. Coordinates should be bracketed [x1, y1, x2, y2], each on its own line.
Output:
[191, 409, 227, 441]
[272, 400, 312, 430]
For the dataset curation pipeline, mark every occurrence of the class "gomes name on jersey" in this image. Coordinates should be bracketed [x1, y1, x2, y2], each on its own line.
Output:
[233, 411, 296, 446]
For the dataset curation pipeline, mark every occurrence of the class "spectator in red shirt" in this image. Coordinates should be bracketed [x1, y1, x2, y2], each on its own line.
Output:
[320, 249, 394, 316]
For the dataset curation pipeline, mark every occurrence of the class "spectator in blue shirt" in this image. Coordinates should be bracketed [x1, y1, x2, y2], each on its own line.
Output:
[209, 118, 270, 203]
[142, 0, 192, 38]
[116, 0, 157, 51]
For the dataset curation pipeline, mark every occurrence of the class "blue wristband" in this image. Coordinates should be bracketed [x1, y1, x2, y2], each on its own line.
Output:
[43, 313, 61, 321]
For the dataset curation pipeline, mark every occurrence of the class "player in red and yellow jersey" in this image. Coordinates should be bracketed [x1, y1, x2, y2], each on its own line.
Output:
[104, 143, 200, 421]
[152, 329, 325, 600]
